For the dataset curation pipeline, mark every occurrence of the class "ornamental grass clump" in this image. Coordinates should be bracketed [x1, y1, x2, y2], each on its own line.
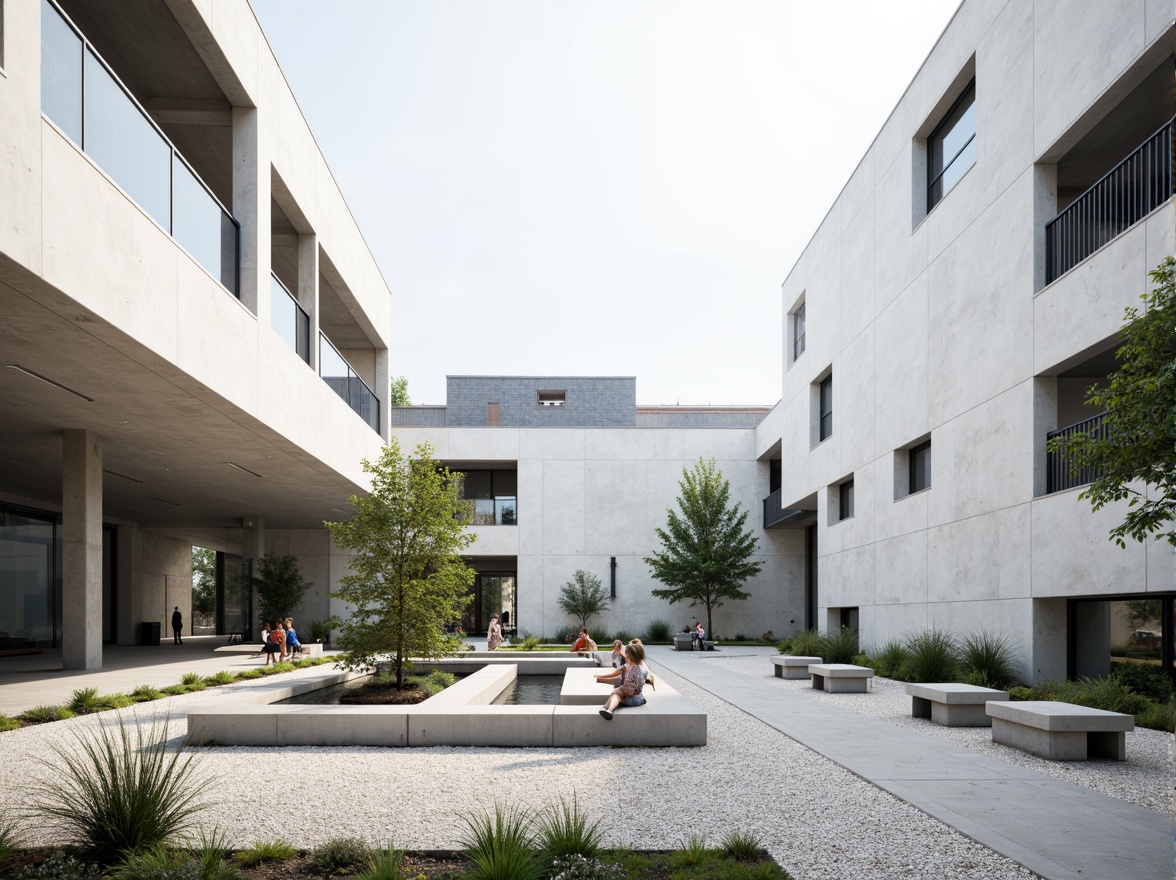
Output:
[644, 618, 674, 643]
[460, 803, 542, 880]
[192, 827, 241, 880]
[818, 627, 859, 664]
[22, 705, 74, 724]
[537, 795, 603, 862]
[130, 685, 165, 703]
[786, 630, 822, 657]
[959, 630, 1019, 688]
[902, 628, 960, 683]
[867, 639, 911, 680]
[202, 671, 235, 687]
[108, 843, 200, 880]
[720, 830, 763, 862]
[0, 813, 21, 868]
[30, 714, 209, 865]
[234, 840, 297, 868]
[355, 842, 404, 880]
[669, 833, 711, 869]
[69, 688, 103, 714]
[310, 838, 372, 876]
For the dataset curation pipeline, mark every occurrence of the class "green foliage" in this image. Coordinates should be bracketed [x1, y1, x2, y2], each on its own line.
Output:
[818, 628, 859, 664]
[192, 827, 241, 880]
[250, 553, 313, 632]
[549, 855, 625, 880]
[162, 685, 190, 695]
[1137, 698, 1176, 732]
[902, 628, 960, 683]
[0, 713, 20, 732]
[15, 850, 101, 880]
[720, 830, 763, 862]
[669, 834, 711, 868]
[22, 705, 74, 723]
[70, 688, 103, 714]
[958, 631, 1019, 688]
[234, 840, 298, 868]
[191, 547, 217, 624]
[785, 630, 822, 657]
[1012, 677, 1148, 715]
[131, 685, 165, 702]
[1112, 662, 1174, 702]
[557, 570, 610, 631]
[1046, 257, 1176, 546]
[1118, 598, 1162, 632]
[611, 631, 632, 645]
[180, 673, 202, 687]
[390, 375, 412, 407]
[234, 670, 262, 680]
[0, 813, 21, 867]
[327, 439, 475, 689]
[522, 635, 541, 650]
[305, 617, 336, 644]
[459, 803, 542, 880]
[108, 844, 199, 880]
[865, 639, 911, 680]
[203, 671, 235, 686]
[357, 842, 404, 880]
[537, 795, 603, 861]
[100, 694, 136, 710]
[644, 619, 674, 643]
[645, 458, 764, 637]
[310, 838, 372, 876]
[30, 715, 208, 864]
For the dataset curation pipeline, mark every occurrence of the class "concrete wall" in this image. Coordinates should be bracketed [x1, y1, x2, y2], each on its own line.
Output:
[125, 529, 192, 645]
[393, 424, 805, 640]
[772, 0, 1175, 681]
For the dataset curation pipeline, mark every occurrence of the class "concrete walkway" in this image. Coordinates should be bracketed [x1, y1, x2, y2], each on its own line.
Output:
[650, 646, 1173, 880]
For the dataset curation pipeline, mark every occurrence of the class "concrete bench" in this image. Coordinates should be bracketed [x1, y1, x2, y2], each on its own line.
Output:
[986, 700, 1134, 760]
[673, 634, 694, 651]
[809, 663, 873, 693]
[905, 683, 1008, 727]
[770, 654, 823, 680]
[293, 643, 323, 657]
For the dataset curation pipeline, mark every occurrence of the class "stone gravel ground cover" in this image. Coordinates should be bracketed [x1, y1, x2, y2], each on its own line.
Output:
[0, 663, 1034, 880]
[715, 654, 1174, 815]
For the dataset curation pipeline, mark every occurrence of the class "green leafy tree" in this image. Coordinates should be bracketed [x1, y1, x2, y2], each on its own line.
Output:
[557, 570, 610, 631]
[191, 547, 216, 626]
[644, 458, 764, 637]
[1048, 257, 1176, 547]
[326, 439, 475, 688]
[252, 553, 312, 629]
[390, 376, 411, 406]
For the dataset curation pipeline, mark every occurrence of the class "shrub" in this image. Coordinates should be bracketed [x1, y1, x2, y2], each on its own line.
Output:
[131, 685, 165, 702]
[257, 667, 281, 677]
[669, 833, 710, 868]
[959, 631, 1019, 688]
[1137, 698, 1176, 732]
[522, 635, 541, 650]
[902, 628, 959, 683]
[161, 685, 190, 695]
[310, 838, 372, 876]
[108, 844, 200, 880]
[234, 670, 262, 681]
[203, 672, 235, 687]
[234, 840, 298, 868]
[30, 714, 208, 864]
[818, 628, 859, 664]
[423, 670, 456, 695]
[719, 830, 762, 861]
[786, 630, 822, 657]
[867, 639, 911, 680]
[1063, 676, 1148, 715]
[611, 631, 632, 646]
[192, 827, 241, 880]
[70, 688, 103, 714]
[644, 619, 674, 643]
[0, 813, 21, 868]
[22, 705, 74, 724]
[15, 850, 102, 880]
[460, 803, 541, 880]
[1112, 662, 1175, 702]
[272, 661, 295, 673]
[0, 713, 21, 732]
[97, 694, 136, 710]
[537, 795, 603, 861]
[356, 842, 404, 880]
[179, 674, 206, 689]
[549, 855, 625, 880]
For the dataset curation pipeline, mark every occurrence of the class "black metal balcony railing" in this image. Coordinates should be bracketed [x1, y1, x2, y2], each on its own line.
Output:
[1046, 412, 1109, 494]
[1045, 118, 1174, 284]
[763, 489, 817, 529]
[319, 332, 380, 434]
[40, 0, 239, 295]
[270, 274, 310, 364]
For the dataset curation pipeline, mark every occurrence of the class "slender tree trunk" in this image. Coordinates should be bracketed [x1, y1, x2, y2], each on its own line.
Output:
[396, 586, 405, 690]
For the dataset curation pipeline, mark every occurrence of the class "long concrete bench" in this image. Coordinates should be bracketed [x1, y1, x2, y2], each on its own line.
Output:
[809, 663, 873, 693]
[293, 643, 324, 657]
[906, 682, 1009, 727]
[770, 654, 823, 680]
[986, 700, 1134, 760]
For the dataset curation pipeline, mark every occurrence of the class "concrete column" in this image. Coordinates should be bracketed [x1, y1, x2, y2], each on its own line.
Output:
[375, 347, 391, 439]
[242, 517, 265, 628]
[297, 234, 319, 370]
[232, 106, 271, 324]
[62, 430, 102, 669]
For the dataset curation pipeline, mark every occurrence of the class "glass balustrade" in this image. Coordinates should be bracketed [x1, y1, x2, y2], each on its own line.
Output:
[270, 275, 310, 364]
[319, 332, 380, 434]
[39, 0, 239, 296]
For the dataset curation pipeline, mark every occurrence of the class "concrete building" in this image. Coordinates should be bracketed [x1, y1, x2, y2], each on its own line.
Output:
[0, 0, 391, 667]
[766, 0, 1175, 682]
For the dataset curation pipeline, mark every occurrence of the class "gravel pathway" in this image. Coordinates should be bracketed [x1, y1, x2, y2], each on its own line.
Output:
[0, 664, 1036, 880]
[708, 653, 1174, 815]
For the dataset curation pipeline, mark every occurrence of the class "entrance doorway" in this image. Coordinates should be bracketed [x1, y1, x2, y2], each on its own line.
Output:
[463, 573, 516, 636]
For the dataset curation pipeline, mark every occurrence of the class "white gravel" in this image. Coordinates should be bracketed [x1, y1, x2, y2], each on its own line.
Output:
[709, 653, 1174, 815]
[0, 664, 1037, 880]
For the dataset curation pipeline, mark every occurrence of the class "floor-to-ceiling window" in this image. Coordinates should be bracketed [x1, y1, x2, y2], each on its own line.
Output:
[1069, 594, 1174, 681]
[461, 572, 517, 635]
[217, 552, 251, 640]
[0, 507, 58, 648]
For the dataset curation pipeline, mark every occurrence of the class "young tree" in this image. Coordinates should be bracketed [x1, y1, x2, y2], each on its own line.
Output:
[557, 570, 610, 631]
[645, 458, 763, 637]
[326, 439, 475, 689]
[252, 553, 313, 629]
[191, 547, 216, 628]
[390, 376, 411, 406]
[1048, 257, 1176, 547]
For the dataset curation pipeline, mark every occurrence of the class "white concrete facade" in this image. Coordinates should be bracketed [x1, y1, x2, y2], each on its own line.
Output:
[772, 0, 1175, 681]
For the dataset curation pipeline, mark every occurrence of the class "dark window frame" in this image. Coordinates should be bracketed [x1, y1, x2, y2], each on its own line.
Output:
[818, 374, 833, 442]
[927, 79, 976, 210]
[793, 302, 806, 361]
[909, 441, 932, 494]
[838, 479, 854, 521]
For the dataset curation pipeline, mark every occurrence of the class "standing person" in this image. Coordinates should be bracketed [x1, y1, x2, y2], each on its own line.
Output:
[262, 623, 282, 666]
[171, 606, 183, 645]
[599, 642, 648, 720]
[693, 621, 706, 651]
[284, 617, 301, 660]
[487, 614, 504, 651]
[271, 621, 286, 662]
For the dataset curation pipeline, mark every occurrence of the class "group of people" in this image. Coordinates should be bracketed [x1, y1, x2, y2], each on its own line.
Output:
[259, 617, 302, 665]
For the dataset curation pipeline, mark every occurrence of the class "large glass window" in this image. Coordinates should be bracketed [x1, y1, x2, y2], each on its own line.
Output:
[460, 572, 516, 635]
[0, 510, 57, 648]
[40, 0, 82, 143]
[1071, 596, 1172, 682]
[456, 469, 518, 525]
[928, 80, 976, 210]
[909, 441, 932, 494]
[819, 374, 833, 442]
[270, 274, 310, 363]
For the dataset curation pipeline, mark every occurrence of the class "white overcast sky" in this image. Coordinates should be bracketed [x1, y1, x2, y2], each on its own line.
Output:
[249, 0, 959, 407]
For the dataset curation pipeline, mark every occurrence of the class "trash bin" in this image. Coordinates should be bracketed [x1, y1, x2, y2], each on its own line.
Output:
[140, 621, 161, 646]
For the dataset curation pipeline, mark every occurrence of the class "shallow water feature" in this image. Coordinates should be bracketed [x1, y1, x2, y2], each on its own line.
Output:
[276, 674, 566, 706]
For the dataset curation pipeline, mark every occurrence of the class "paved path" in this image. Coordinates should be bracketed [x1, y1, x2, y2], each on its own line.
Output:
[651, 646, 1173, 880]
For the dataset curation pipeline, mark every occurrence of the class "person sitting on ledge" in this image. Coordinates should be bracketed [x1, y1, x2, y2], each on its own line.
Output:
[608, 639, 626, 668]
[570, 628, 603, 665]
[596, 639, 655, 689]
[599, 642, 648, 720]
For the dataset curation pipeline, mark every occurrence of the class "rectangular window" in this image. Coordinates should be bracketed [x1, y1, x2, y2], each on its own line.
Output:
[537, 390, 566, 407]
[839, 479, 854, 520]
[819, 374, 833, 442]
[928, 80, 975, 210]
[792, 302, 806, 361]
[909, 441, 932, 494]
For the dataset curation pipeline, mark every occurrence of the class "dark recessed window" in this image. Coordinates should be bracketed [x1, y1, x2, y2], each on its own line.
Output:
[909, 441, 932, 494]
[928, 80, 976, 210]
[839, 479, 854, 521]
[793, 302, 806, 361]
[819, 374, 833, 442]
[537, 390, 566, 407]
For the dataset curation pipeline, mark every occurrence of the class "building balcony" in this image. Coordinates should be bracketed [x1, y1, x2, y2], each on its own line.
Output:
[1045, 118, 1173, 284]
[763, 488, 817, 529]
[319, 332, 380, 434]
[1045, 412, 1109, 494]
